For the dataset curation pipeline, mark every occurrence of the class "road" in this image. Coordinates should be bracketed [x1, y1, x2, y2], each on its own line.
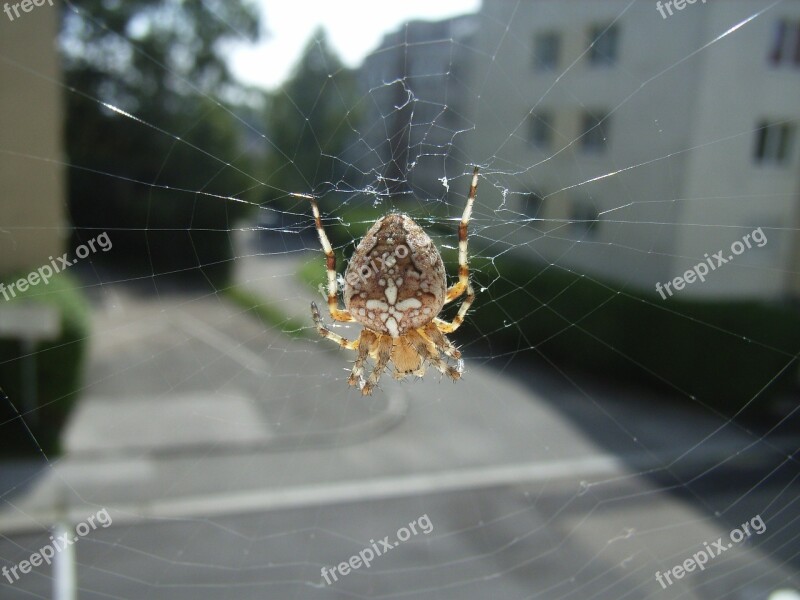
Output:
[0, 230, 798, 599]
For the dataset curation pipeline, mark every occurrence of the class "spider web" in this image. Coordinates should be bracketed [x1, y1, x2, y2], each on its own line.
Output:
[1, 1, 800, 599]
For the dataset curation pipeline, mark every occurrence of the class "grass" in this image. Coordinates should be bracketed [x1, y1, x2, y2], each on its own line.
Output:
[224, 285, 313, 340]
[297, 254, 330, 292]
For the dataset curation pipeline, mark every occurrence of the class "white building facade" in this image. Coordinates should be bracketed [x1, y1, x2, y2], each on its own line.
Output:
[463, 0, 800, 301]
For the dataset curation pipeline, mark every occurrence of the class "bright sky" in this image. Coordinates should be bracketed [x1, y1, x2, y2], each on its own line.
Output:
[229, 0, 481, 90]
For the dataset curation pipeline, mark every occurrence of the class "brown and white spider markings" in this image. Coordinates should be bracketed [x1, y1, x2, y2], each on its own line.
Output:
[309, 166, 479, 395]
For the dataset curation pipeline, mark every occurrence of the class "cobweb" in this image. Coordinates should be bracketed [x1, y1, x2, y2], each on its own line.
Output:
[1, 1, 800, 599]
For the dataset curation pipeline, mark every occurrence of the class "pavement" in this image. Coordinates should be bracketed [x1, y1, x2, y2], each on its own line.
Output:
[0, 228, 799, 598]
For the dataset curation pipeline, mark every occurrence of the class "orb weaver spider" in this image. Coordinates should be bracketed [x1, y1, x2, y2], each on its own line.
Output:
[309, 167, 479, 395]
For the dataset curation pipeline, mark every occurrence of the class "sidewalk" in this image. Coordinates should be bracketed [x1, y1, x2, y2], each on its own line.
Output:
[234, 229, 323, 325]
[66, 256, 408, 457]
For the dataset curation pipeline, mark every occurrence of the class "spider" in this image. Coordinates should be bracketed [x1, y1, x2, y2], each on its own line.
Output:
[309, 166, 479, 396]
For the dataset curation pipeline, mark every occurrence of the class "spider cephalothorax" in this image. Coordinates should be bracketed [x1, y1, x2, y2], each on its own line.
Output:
[310, 167, 479, 395]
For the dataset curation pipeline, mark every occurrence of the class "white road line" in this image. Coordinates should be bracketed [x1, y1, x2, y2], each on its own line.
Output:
[147, 454, 625, 518]
[0, 438, 792, 533]
[176, 313, 269, 374]
[0, 455, 625, 533]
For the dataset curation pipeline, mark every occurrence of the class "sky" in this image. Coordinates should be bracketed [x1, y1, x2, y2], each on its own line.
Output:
[229, 0, 481, 90]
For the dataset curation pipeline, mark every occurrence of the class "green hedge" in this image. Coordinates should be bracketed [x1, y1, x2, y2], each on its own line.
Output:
[0, 273, 90, 457]
[299, 238, 800, 416]
[466, 256, 800, 416]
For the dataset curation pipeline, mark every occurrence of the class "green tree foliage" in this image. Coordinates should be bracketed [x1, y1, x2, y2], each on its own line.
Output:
[263, 29, 361, 211]
[62, 0, 264, 286]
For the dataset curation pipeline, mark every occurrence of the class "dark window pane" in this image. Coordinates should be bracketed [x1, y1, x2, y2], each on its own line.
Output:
[588, 24, 618, 66]
[777, 124, 793, 161]
[754, 121, 769, 161]
[528, 112, 554, 148]
[533, 32, 560, 70]
[770, 19, 787, 64]
[793, 22, 800, 65]
[581, 112, 609, 152]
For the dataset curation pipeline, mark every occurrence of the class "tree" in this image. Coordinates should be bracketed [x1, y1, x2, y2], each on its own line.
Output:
[62, 0, 264, 286]
[263, 29, 361, 208]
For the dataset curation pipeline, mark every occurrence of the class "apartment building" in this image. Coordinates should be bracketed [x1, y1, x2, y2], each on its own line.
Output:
[463, 0, 800, 300]
[349, 14, 479, 205]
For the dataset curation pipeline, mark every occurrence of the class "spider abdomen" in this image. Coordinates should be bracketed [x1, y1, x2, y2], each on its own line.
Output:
[343, 213, 447, 337]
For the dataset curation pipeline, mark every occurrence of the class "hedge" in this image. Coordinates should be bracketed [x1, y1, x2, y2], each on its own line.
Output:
[465, 256, 800, 416]
[299, 231, 800, 417]
[0, 272, 90, 457]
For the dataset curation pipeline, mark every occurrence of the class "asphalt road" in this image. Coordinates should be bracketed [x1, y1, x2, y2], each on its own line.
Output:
[1, 467, 799, 599]
[0, 231, 799, 599]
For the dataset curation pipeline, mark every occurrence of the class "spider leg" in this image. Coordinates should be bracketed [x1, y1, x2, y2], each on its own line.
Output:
[407, 330, 461, 381]
[362, 335, 393, 396]
[311, 302, 358, 349]
[444, 166, 479, 305]
[435, 280, 475, 334]
[348, 329, 377, 389]
[420, 322, 461, 360]
[308, 197, 355, 323]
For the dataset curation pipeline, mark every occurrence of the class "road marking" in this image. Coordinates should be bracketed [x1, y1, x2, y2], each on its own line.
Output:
[0, 454, 626, 532]
[0, 437, 794, 534]
[143, 454, 624, 519]
[176, 313, 269, 374]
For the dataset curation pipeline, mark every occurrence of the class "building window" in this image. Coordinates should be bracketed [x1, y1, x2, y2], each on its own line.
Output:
[769, 19, 800, 66]
[587, 23, 619, 67]
[521, 191, 544, 223]
[571, 202, 599, 237]
[528, 112, 554, 149]
[754, 121, 795, 165]
[533, 31, 560, 71]
[580, 111, 610, 153]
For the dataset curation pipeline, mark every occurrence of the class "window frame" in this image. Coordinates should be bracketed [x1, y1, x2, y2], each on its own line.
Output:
[532, 31, 561, 71]
[769, 18, 800, 67]
[587, 23, 619, 67]
[579, 111, 611, 154]
[527, 111, 555, 150]
[570, 201, 600, 238]
[754, 120, 795, 165]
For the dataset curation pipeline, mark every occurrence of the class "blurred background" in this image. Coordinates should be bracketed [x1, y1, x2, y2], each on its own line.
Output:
[1, 0, 800, 598]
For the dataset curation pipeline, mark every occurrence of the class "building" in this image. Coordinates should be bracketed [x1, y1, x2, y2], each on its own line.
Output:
[348, 14, 479, 208]
[463, 0, 800, 301]
[0, 3, 66, 274]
